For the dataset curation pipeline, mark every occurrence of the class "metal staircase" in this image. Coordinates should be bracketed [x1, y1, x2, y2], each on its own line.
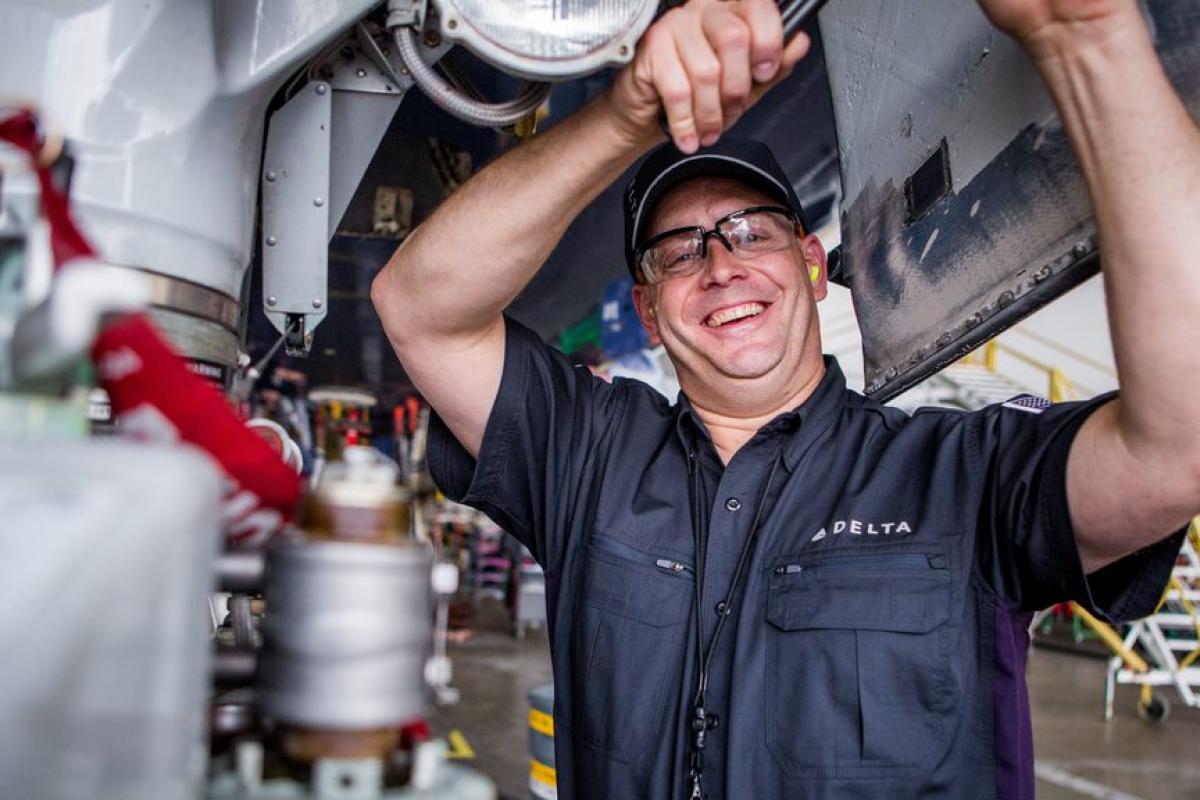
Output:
[913, 362, 1031, 410]
[894, 335, 1092, 412]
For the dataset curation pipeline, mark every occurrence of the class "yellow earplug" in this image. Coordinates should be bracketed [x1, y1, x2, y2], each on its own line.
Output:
[808, 263, 820, 284]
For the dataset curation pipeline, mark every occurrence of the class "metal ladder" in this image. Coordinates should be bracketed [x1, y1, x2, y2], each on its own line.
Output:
[1103, 524, 1200, 722]
[918, 361, 1032, 409]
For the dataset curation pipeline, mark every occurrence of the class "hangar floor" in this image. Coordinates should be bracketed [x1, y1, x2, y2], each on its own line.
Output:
[428, 599, 1200, 800]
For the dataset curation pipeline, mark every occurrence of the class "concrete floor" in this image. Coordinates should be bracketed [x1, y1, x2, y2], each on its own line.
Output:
[427, 599, 553, 800]
[1026, 646, 1200, 799]
[429, 599, 1200, 799]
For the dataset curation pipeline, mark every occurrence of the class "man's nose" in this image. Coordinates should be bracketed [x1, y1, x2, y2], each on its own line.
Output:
[699, 234, 747, 287]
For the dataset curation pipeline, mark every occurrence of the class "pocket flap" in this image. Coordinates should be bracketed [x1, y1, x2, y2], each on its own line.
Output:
[584, 545, 689, 627]
[767, 572, 950, 634]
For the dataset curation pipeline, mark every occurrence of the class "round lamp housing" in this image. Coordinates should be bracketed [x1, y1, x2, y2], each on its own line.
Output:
[434, 0, 658, 81]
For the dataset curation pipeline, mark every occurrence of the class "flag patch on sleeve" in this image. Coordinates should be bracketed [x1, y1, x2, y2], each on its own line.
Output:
[1002, 394, 1051, 414]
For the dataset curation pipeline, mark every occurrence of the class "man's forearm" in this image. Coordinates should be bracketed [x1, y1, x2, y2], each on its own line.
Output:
[369, 0, 805, 459]
[1029, 11, 1200, 461]
[1013, 5, 1200, 568]
[373, 93, 658, 344]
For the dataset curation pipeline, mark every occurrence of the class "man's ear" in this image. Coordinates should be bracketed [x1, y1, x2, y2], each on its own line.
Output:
[631, 282, 663, 346]
[800, 233, 829, 301]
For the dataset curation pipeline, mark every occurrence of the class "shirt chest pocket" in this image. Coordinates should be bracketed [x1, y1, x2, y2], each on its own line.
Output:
[764, 548, 953, 780]
[569, 535, 693, 764]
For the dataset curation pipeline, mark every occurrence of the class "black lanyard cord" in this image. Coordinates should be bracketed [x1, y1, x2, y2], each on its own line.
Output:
[686, 449, 784, 799]
[688, 450, 706, 705]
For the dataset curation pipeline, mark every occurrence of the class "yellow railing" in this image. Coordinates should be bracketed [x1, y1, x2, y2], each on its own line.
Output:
[958, 339, 1085, 402]
[1173, 520, 1200, 671]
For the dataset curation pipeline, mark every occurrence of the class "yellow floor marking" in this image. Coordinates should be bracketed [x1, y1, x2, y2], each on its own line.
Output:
[446, 729, 475, 759]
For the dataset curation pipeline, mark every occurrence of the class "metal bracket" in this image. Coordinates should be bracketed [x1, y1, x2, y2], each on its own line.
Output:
[313, 758, 383, 799]
[261, 82, 332, 356]
[314, 18, 451, 98]
[261, 25, 452, 356]
[283, 313, 307, 354]
[320, 28, 412, 96]
[319, 22, 452, 231]
[386, 0, 428, 29]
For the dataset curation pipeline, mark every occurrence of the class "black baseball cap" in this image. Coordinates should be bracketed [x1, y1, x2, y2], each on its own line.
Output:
[623, 137, 809, 281]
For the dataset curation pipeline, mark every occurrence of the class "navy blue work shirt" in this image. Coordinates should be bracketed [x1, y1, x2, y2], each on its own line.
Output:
[428, 318, 1183, 800]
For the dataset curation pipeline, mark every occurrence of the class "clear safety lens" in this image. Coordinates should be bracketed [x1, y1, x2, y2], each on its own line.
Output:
[642, 231, 706, 281]
[639, 209, 797, 284]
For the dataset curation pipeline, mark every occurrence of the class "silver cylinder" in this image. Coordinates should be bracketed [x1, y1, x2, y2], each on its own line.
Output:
[216, 551, 266, 595]
[258, 540, 432, 730]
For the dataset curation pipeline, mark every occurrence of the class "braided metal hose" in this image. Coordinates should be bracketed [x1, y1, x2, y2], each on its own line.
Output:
[392, 26, 551, 128]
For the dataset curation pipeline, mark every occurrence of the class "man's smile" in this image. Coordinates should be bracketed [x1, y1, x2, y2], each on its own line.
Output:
[703, 301, 768, 328]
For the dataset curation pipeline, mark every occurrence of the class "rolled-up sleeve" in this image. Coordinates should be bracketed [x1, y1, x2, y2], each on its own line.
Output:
[427, 316, 621, 571]
[971, 393, 1185, 621]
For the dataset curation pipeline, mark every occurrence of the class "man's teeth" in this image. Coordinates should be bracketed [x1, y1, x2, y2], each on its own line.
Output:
[706, 303, 765, 327]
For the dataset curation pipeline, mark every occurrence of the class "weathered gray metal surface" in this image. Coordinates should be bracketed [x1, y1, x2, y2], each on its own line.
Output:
[821, 0, 1200, 399]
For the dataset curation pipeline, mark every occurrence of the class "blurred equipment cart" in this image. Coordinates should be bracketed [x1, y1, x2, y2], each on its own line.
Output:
[515, 549, 547, 639]
[1102, 521, 1200, 722]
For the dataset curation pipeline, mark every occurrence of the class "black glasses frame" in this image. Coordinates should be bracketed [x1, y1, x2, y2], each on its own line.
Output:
[635, 205, 800, 283]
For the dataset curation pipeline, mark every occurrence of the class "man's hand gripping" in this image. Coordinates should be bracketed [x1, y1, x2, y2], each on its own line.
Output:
[608, 0, 813, 154]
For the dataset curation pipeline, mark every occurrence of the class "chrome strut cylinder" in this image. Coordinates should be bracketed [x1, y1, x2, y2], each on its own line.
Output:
[258, 540, 432, 732]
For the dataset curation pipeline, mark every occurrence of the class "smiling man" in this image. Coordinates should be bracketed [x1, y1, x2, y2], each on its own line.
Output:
[623, 142, 830, 463]
[371, 0, 1199, 797]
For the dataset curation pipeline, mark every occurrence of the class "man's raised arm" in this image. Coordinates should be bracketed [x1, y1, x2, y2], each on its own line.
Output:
[980, 0, 1200, 571]
[370, 0, 809, 457]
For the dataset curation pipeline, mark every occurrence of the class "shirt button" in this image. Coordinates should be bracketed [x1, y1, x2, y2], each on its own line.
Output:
[725, 497, 741, 512]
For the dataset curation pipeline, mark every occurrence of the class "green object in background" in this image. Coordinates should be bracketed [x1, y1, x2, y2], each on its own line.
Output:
[0, 392, 89, 441]
[557, 307, 601, 358]
[1073, 612, 1099, 644]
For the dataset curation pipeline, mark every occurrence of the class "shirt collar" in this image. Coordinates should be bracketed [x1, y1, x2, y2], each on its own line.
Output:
[673, 356, 848, 471]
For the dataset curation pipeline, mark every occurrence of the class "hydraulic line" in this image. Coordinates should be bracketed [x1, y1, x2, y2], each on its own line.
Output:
[392, 26, 550, 128]
[779, 0, 831, 38]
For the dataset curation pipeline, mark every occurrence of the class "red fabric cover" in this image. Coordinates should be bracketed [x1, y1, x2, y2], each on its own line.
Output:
[0, 110, 96, 268]
[7, 107, 301, 547]
[398, 719, 432, 747]
[92, 315, 302, 547]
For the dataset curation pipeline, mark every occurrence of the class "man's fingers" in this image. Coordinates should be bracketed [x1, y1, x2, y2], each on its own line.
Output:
[652, 42, 700, 153]
[737, 0, 786, 84]
[702, 12, 752, 123]
[673, 18, 725, 148]
[624, 0, 807, 152]
[779, 29, 813, 73]
[744, 32, 811, 108]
